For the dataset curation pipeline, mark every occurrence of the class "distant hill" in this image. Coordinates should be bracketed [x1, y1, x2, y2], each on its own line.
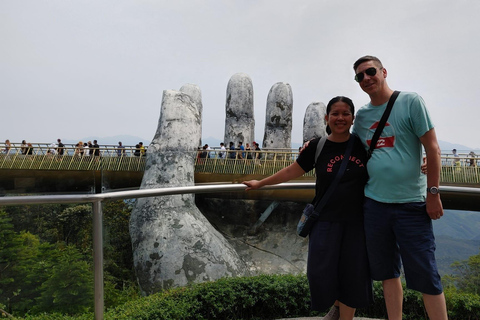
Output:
[432, 210, 480, 275]
[433, 210, 480, 240]
[435, 236, 480, 275]
[62, 135, 151, 147]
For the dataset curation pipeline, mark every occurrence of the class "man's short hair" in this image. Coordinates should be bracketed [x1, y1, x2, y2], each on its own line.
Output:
[353, 55, 384, 71]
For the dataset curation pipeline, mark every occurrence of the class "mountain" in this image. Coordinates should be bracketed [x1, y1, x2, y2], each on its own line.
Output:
[432, 210, 480, 275]
[62, 135, 151, 147]
[433, 210, 480, 240]
[438, 140, 478, 153]
[435, 236, 480, 276]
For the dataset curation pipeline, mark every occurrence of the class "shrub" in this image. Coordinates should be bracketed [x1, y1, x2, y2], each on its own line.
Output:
[17, 274, 480, 320]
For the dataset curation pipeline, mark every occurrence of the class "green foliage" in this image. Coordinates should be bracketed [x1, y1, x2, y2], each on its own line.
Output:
[16, 275, 480, 320]
[450, 249, 480, 295]
[31, 246, 94, 315]
[445, 287, 480, 319]
[102, 200, 135, 285]
[106, 274, 313, 320]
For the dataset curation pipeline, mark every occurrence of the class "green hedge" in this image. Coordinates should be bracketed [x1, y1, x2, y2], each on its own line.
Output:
[17, 274, 480, 320]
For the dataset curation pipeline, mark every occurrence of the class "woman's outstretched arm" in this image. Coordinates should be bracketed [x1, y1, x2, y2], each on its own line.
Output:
[243, 162, 306, 191]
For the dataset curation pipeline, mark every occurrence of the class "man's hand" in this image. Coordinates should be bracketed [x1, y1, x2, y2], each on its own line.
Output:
[426, 195, 444, 220]
[300, 140, 312, 153]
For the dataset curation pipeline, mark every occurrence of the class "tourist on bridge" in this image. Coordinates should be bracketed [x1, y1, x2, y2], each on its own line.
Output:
[3, 139, 11, 154]
[219, 142, 226, 159]
[245, 143, 253, 159]
[237, 141, 245, 159]
[134, 143, 141, 157]
[244, 96, 372, 320]
[93, 140, 100, 158]
[138, 142, 146, 156]
[56, 139, 65, 156]
[117, 141, 126, 156]
[228, 141, 236, 159]
[87, 141, 94, 156]
[21, 140, 28, 155]
[469, 151, 477, 167]
[452, 148, 461, 167]
[75, 141, 84, 156]
[26, 143, 33, 155]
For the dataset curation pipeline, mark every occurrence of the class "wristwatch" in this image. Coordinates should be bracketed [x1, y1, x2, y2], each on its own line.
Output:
[427, 186, 439, 195]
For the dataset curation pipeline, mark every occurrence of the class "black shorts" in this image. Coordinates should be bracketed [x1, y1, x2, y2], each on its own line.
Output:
[307, 220, 373, 311]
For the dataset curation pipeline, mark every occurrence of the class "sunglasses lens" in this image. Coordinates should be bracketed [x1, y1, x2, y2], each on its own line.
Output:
[355, 67, 377, 82]
[365, 67, 377, 76]
[355, 73, 364, 82]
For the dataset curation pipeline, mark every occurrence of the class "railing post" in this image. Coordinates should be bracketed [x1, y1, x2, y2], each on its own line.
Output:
[93, 200, 104, 320]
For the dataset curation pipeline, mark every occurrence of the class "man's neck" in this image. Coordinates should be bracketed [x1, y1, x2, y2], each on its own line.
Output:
[370, 87, 394, 106]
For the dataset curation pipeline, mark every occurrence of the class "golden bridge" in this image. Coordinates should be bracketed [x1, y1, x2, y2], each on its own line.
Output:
[1, 142, 479, 210]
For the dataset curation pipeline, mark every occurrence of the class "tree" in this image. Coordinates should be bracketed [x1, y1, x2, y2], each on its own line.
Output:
[32, 245, 94, 315]
[451, 249, 480, 295]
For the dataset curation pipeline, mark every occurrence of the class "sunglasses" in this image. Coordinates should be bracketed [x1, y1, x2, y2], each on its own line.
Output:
[354, 67, 379, 82]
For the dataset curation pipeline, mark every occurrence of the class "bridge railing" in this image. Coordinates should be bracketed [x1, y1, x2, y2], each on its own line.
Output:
[194, 149, 315, 176]
[1, 144, 480, 184]
[0, 143, 147, 171]
[196, 150, 480, 183]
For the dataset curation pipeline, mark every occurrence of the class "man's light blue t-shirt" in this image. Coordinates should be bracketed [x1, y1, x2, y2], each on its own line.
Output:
[352, 91, 434, 203]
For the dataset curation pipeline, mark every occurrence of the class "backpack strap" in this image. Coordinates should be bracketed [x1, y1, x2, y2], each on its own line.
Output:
[367, 90, 400, 159]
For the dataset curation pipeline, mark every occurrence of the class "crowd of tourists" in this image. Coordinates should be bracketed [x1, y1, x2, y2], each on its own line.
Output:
[1, 139, 147, 158]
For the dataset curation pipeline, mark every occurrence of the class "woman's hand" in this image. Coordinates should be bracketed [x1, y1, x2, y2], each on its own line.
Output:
[243, 180, 262, 191]
[421, 156, 427, 174]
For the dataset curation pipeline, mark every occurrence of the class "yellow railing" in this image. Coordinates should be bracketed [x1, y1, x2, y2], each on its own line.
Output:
[194, 149, 315, 177]
[0, 144, 147, 171]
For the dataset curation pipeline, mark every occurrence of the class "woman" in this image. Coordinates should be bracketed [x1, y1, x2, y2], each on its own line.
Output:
[4, 139, 11, 154]
[243, 96, 372, 320]
[75, 141, 84, 156]
[21, 140, 28, 155]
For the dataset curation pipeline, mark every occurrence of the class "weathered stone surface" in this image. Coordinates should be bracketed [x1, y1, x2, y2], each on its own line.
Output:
[196, 197, 309, 275]
[263, 82, 293, 149]
[179, 84, 203, 147]
[303, 102, 327, 142]
[224, 73, 255, 146]
[130, 90, 248, 295]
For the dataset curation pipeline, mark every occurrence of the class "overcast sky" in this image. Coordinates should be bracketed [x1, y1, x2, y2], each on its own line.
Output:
[2, 0, 479, 150]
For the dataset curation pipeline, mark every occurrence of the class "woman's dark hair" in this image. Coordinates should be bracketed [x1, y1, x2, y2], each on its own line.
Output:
[325, 96, 355, 134]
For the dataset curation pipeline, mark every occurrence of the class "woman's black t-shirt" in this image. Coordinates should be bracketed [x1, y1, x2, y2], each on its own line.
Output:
[296, 136, 368, 222]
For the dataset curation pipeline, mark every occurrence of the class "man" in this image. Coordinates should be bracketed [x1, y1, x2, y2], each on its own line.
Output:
[117, 141, 126, 156]
[56, 139, 65, 156]
[219, 142, 226, 159]
[93, 140, 100, 158]
[452, 148, 461, 167]
[351, 55, 447, 320]
[139, 142, 146, 156]
[237, 141, 245, 159]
